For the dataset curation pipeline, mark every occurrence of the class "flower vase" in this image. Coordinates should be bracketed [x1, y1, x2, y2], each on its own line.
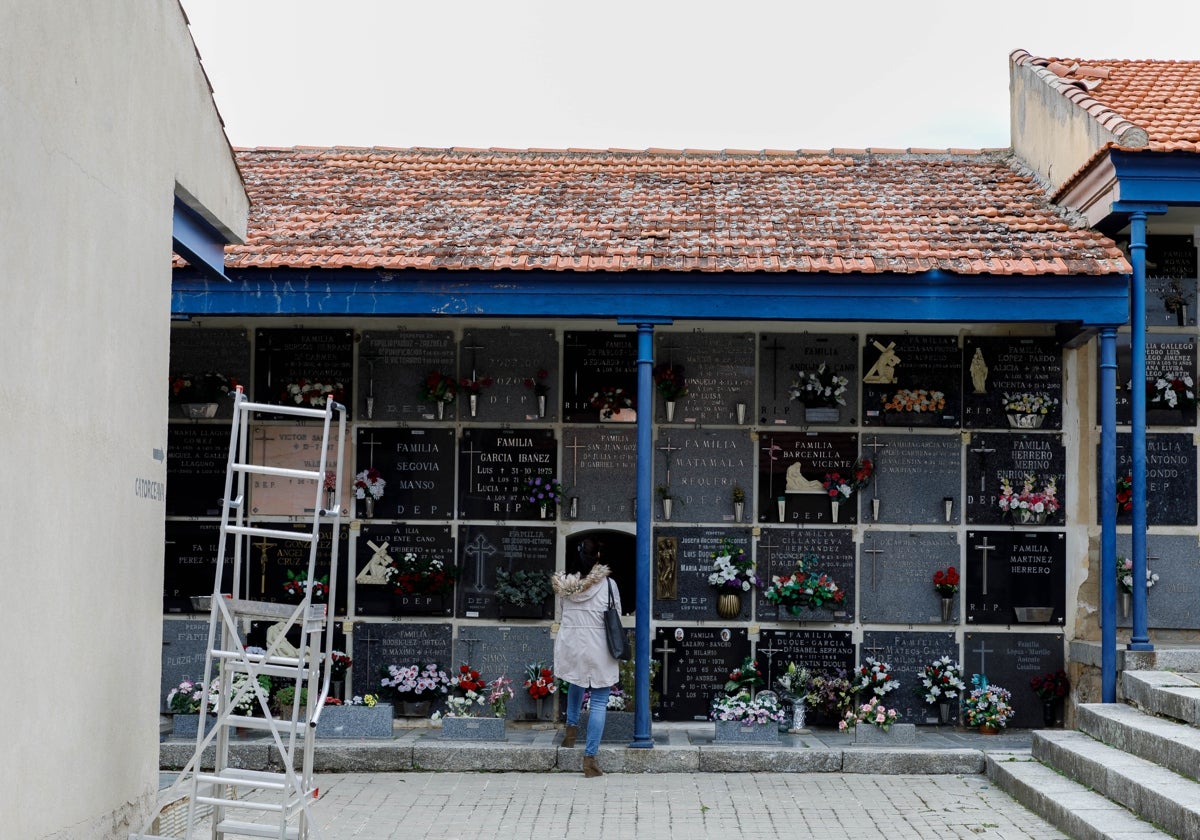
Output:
[871, 497, 880, 521]
[1042, 700, 1057, 727]
[943, 497, 954, 522]
[733, 501, 744, 522]
[662, 498, 673, 520]
[1120, 592, 1131, 618]
[183, 402, 219, 419]
[789, 698, 807, 731]
[436, 401, 445, 420]
[777, 498, 787, 523]
[735, 401, 746, 425]
[569, 497, 578, 518]
[331, 680, 344, 701]
[829, 500, 839, 523]
[1006, 412, 1045, 429]
[716, 592, 742, 619]
[937, 701, 953, 725]
[978, 724, 1000, 735]
[1179, 304, 1188, 327]
[366, 397, 374, 420]
[364, 497, 375, 518]
[665, 401, 676, 422]
[325, 489, 336, 512]
[539, 503, 548, 519]
[470, 394, 478, 418]
[941, 597, 954, 622]
[537, 395, 546, 418]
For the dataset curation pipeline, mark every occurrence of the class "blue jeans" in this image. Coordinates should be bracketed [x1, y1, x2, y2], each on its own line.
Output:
[565, 683, 611, 756]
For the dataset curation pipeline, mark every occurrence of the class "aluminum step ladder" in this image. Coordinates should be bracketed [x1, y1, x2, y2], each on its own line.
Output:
[135, 387, 346, 840]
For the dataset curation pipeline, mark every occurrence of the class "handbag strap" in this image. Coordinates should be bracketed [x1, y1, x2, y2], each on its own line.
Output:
[607, 578, 617, 608]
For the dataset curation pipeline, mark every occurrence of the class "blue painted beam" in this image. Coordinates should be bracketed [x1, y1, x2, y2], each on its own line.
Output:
[172, 199, 230, 282]
[173, 268, 1129, 325]
[1111, 152, 1200, 206]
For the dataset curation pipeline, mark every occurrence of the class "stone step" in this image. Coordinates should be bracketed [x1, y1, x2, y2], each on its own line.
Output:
[986, 751, 1171, 840]
[1122, 670, 1200, 727]
[1078, 702, 1200, 780]
[1034, 729, 1200, 839]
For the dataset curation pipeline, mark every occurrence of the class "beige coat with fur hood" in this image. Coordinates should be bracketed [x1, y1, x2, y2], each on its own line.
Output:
[552, 563, 621, 688]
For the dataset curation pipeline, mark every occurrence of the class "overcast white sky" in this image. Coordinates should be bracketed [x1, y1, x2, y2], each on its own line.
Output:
[182, 0, 1200, 151]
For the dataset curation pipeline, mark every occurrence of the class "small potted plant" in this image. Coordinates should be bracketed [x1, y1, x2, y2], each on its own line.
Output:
[707, 537, 761, 619]
[523, 369, 551, 417]
[1029, 669, 1070, 727]
[419, 370, 458, 419]
[710, 691, 785, 742]
[790, 363, 849, 423]
[839, 696, 901, 742]
[932, 566, 959, 622]
[731, 484, 746, 522]
[354, 467, 386, 518]
[998, 474, 1060, 525]
[494, 567, 553, 618]
[379, 662, 453, 717]
[916, 656, 966, 725]
[763, 554, 844, 616]
[525, 475, 565, 518]
[653, 363, 688, 421]
[167, 679, 218, 738]
[458, 374, 493, 418]
[963, 674, 1014, 733]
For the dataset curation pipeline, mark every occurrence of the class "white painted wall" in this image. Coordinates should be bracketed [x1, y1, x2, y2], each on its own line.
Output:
[0, 1, 246, 836]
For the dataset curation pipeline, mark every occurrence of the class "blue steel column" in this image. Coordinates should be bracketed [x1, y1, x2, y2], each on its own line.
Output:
[1128, 212, 1153, 651]
[630, 323, 656, 748]
[1099, 327, 1119, 701]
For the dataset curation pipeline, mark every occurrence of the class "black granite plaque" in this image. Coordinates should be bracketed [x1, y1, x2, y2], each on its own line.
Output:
[1115, 535, 1200, 629]
[652, 527, 752, 621]
[567, 427, 636, 522]
[756, 432, 859, 525]
[759, 333, 859, 427]
[359, 330, 457, 422]
[658, 429, 755, 523]
[860, 631, 959, 724]
[1110, 334, 1198, 426]
[163, 522, 234, 613]
[964, 631, 1063, 729]
[756, 630, 856, 687]
[859, 532, 960, 624]
[355, 524, 455, 617]
[965, 530, 1065, 625]
[966, 432, 1066, 526]
[166, 424, 230, 517]
[255, 328, 354, 418]
[859, 433, 961, 525]
[654, 626, 751, 721]
[456, 524, 556, 620]
[461, 327, 560, 423]
[862, 334, 961, 427]
[247, 521, 350, 616]
[356, 427, 455, 520]
[459, 428, 558, 520]
[456, 625, 554, 721]
[756, 527, 855, 622]
[168, 327, 251, 420]
[962, 337, 1063, 430]
[654, 332, 755, 425]
[1103, 433, 1199, 526]
[352, 622, 454, 699]
[161, 619, 212, 711]
[562, 331, 638, 422]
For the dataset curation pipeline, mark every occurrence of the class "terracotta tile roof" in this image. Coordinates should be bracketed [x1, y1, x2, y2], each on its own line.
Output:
[219, 146, 1127, 275]
[1013, 51, 1200, 152]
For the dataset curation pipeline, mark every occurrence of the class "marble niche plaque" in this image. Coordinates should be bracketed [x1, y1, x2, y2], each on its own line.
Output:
[653, 527, 752, 621]
[161, 619, 212, 711]
[247, 522, 350, 616]
[356, 427, 455, 520]
[1115, 535, 1200, 630]
[961, 336, 1063, 431]
[1102, 433, 1198, 526]
[359, 330, 457, 422]
[756, 432, 859, 525]
[355, 524, 455, 617]
[456, 524, 556, 620]
[561, 331, 638, 423]
[859, 433, 961, 525]
[567, 427, 636, 522]
[965, 530, 1066, 626]
[249, 424, 351, 517]
[656, 428, 755, 523]
[351, 622, 453, 700]
[758, 333, 859, 426]
[456, 625, 554, 721]
[168, 327, 250, 421]
[654, 626, 751, 721]
[166, 424, 230, 517]
[1109, 334, 1198, 426]
[756, 527, 855, 623]
[461, 327, 559, 423]
[859, 532, 961, 624]
[860, 631, 958, 724]
[254, 328, 354, 419]
[756, 629, 855, 684]
[654, 332, 755, 425]
[163, 521, 234, 613]
[459, 428, 558, 521]
[862, 334, 961, 428]
[1143, 234, 1198, 328]
[965, 432, 1066, 526]
[964, 631, 1063, 729]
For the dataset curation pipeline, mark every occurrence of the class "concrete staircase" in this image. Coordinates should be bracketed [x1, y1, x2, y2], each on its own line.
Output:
[990, 667, 1200, 839]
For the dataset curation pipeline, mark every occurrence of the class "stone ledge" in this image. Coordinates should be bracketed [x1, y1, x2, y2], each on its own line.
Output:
[843, 748, 984, 775]
[414, 742, 556, 772]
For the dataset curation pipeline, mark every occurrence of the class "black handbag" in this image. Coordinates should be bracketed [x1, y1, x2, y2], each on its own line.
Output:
[604, 579, 631, 660]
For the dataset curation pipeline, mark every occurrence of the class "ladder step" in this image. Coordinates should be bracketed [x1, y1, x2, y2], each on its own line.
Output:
[224, 598, 327, 622]
[224, 524, 315, 543]
[232, 463, 323, 481]
[214, 820, 300, 839]
[213, 651, 308, 678]
[216, 715, 307, 735]
[197, 768, 290, 790]
[238, 399, 332, 420]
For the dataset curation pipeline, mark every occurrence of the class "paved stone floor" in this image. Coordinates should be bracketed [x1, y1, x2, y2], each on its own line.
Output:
[191, 771, 1068, 839]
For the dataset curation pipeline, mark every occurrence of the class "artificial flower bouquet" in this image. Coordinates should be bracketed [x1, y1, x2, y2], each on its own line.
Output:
[327, 650, 352, 679]
[822, 458, 873, 502]
[839, 696, 900, 732]
[963, 674, 1014, 729]
[653, 363, 689, 401]
[354, 467, 386, 500]
[524, 369, 551, 396]
[1029, 669, 1070, 702]
[1147, 372, 1196, 409]
[419, 371, 458, 403]
[385, 550, 456, 597]
[524, 663, 557, 699]
[1003, 392, 1059, 416]
[763, 554, 844, 613]
[915, 656, 966, 706]
[883, 389, 945, 413]
[282, 570, 329, 601]
[380, 663, 453, 703]
[170, 371, 238, 404]
[710, 691, 786, 727]
[526, 475, 565, 507]
[933, 566, 960, 597]
[1116, 555, 1159, 594]
[789, 363, 849, 407]
[998, 473, 1060, 523]
[851, 657, 899, 698]
[283, 379, 344, 408]
[166, 679, 216, 715]
[774, 661, 811, 698]
[458, 375, 494, 395]
[724, 656, 765, 694]
[707, 537, 761, 592]
[590, 386, 632, 419]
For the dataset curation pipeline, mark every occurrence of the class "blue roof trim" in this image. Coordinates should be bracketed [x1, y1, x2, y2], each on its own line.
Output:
[1110, 151, 1200, 206]
[172, 267, 1129, 326]
[172, 198, 229, 282]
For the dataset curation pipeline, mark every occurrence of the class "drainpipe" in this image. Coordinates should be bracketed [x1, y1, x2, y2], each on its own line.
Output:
[1099, 326, 1119, 701]
[1127, 211, 1153, 652]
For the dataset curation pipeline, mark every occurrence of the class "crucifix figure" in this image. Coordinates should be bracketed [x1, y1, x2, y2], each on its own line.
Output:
[863, 540, 885, 591]
[971, 637, 994, 677]
[253, 536, 276, 594]
[969, 441, 996, 493]
[357, 540, 392, 584]
[762, 437, 783, 502]
[863, 340, 901, 384]
[654, 635, 678, 695]
[364, 356, 377, 419]
[757, 642, 782, 687]
[564, 435, 585, 488]
[464, 533, 497, 592]
[973, 534, 996, 596]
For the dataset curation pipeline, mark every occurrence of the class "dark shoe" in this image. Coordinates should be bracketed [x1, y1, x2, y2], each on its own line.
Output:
[583, 755, 603, 777]
[561, 725, 577, 748]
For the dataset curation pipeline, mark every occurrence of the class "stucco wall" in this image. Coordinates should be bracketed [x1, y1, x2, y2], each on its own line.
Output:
[0, 2, 246, 837]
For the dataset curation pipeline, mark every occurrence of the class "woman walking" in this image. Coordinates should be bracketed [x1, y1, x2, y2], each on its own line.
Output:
[553, 537, 621, 777]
